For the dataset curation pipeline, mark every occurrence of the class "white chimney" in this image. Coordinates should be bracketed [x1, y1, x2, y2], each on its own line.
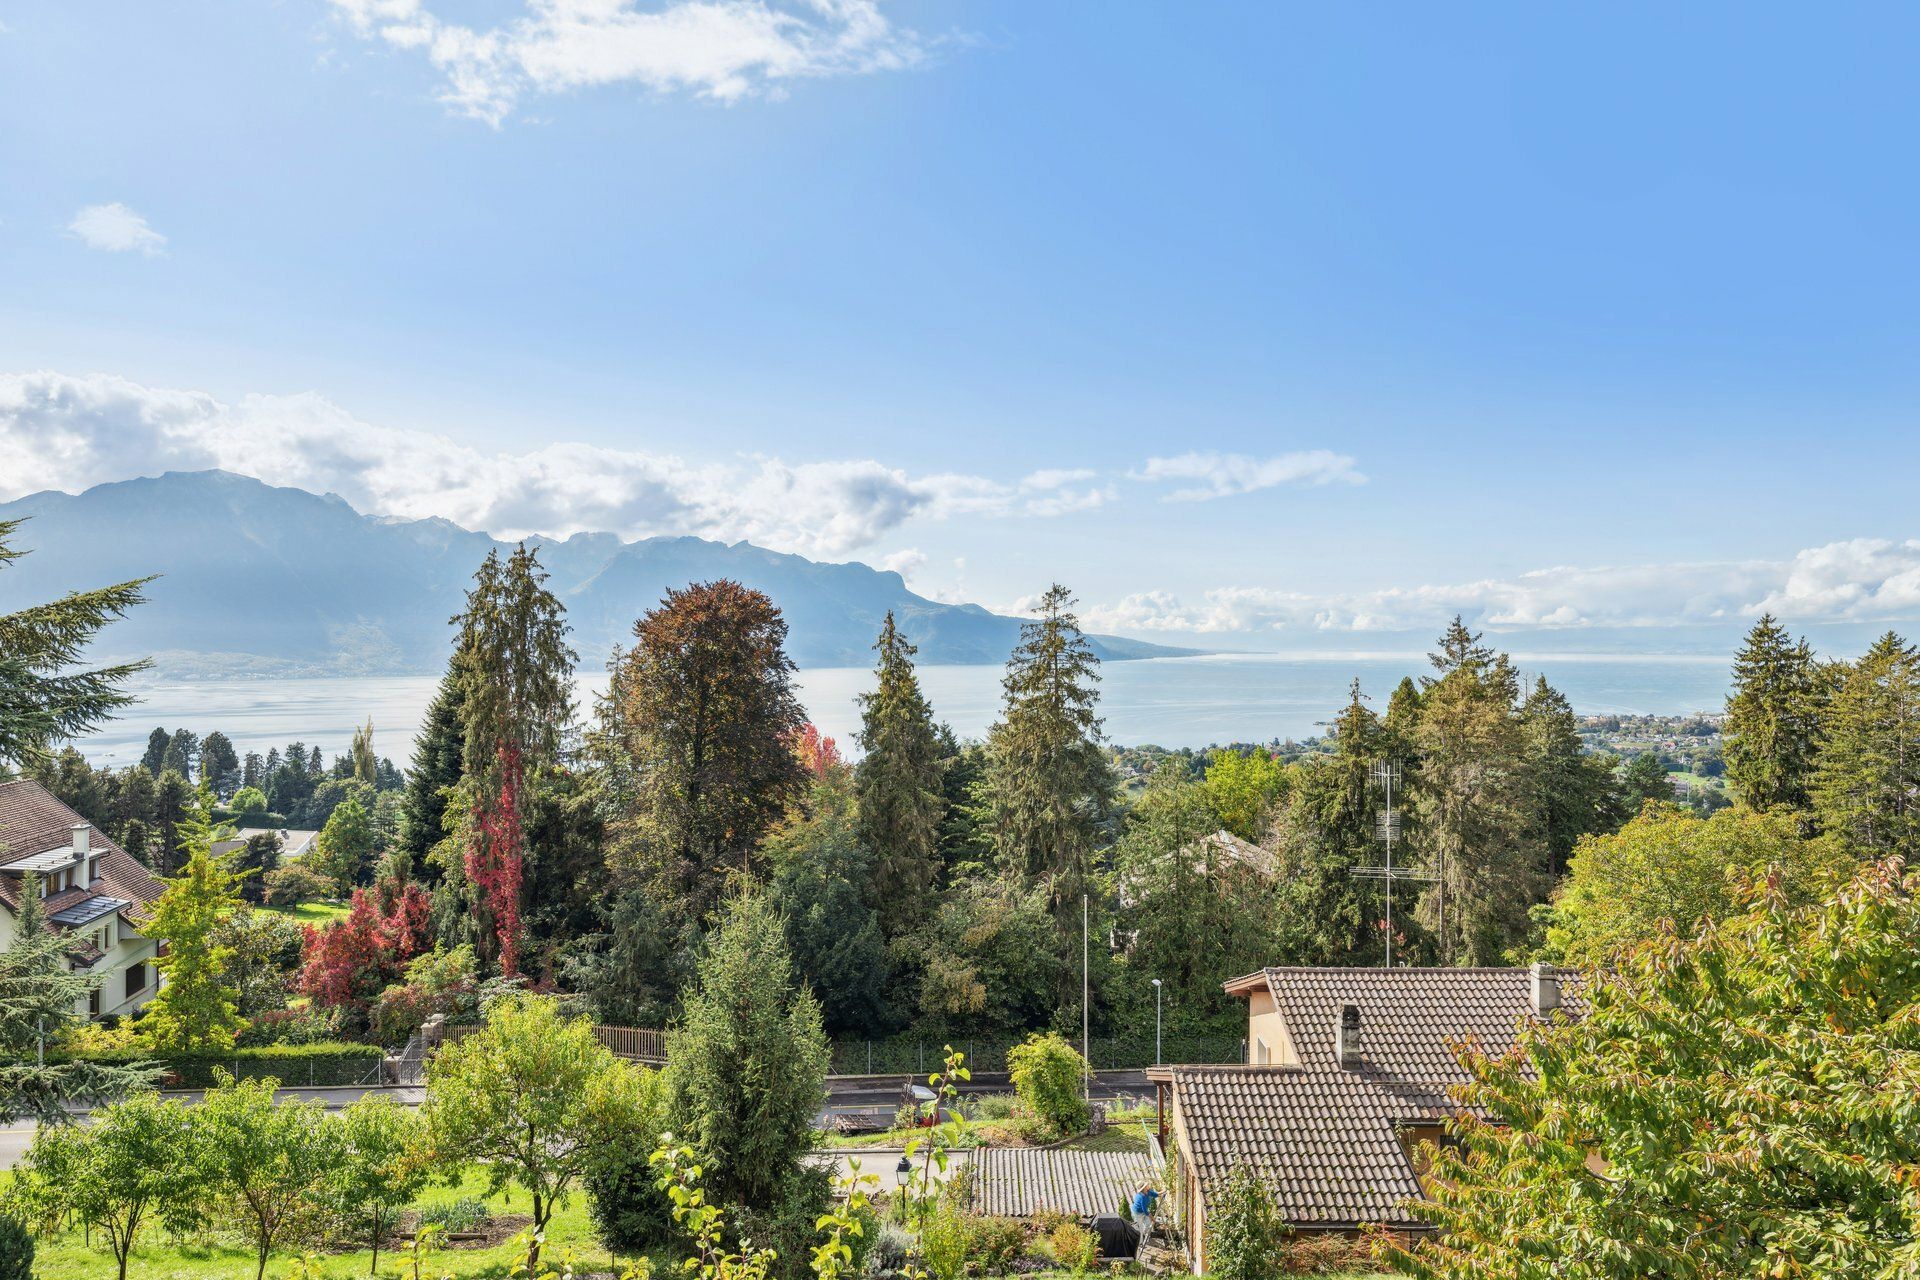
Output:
[70, 823, 90, 856]
[1530, 961, 1561, 1016]
[1335, 1004, 1361, 1069]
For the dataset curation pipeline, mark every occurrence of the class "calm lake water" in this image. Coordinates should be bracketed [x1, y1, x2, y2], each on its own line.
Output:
[75, 653, 1733, 766]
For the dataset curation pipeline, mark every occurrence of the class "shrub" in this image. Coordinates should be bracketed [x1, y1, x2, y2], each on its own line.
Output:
[1279, 1234, 1377, 1275]
[1006, 1033, 1089, 1138]
[1208, 1165, 1285, 1280]
[970, 1216, 1027, 1273]
[420, 1197, 490, 1233]
[918, 1203, 971, 1280]
[582, 1065, 672, 1256]
[0, 1214, 33, 1280]
[733, 1165, 833, 1280]
[263, 863, 331, 907]
[865, 1221, 912, 1276]
[236, 1006, 337, 1047]
[1047, 1220, 1100, 1273]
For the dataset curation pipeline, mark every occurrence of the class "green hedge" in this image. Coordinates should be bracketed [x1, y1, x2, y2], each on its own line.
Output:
[57, 1041, 385, 1088]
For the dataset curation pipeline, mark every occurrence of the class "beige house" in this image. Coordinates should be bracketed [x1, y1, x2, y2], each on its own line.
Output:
[1149, 963, 1573, 1270]
[0, 780, 167, 1019]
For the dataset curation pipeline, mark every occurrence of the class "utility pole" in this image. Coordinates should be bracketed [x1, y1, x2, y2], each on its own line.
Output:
[1082, 892, 1091, 1100]
[1350, 762, 1434, 968]
[1152, 977, 1162, 1065]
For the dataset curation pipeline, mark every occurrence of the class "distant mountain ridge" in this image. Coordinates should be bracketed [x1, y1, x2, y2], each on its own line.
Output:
[0, 471, 1199, 676]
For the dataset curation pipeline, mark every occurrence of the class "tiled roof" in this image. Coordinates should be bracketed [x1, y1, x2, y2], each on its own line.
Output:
[1172, 1064, 1441, 1228]
[1172, 966, 1581, 1230]
[0, 780, 164, 925]
[1254, 966, 1578, 1082]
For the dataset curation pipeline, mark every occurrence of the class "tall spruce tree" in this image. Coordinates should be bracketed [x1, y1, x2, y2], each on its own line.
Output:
[1410, 621, 1545, 965]
[0, 520, 151, 772]
[1274, 680, 1390, 965]
[599, 580, 806, 927]
[140, 729, 169, 778]
[981, 584, 1116, 929]
[1812, 631, 1920, 858]
[854, 612, 945, 934]
[450, 545, 576, 975]
[1724, 615, 1825, 812]
[1520, 677, 1622, 877]
[0, 875, 158, 1122]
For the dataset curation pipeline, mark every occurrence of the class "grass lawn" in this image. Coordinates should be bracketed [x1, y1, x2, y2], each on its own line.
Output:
[264, 898, 352, 927]
[28, 1168, 640, 1280]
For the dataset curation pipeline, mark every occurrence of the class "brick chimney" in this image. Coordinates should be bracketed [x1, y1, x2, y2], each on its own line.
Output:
[70, 823, 90, 856]
[1335, 1003, 1361, 1068]
[1530, 961, 1561, 1016]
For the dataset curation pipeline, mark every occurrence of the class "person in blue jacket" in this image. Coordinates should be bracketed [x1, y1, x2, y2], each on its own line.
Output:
[1130, 1182, 1161, 1256]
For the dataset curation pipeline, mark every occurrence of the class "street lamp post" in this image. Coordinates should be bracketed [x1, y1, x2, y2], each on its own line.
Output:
[1151, 978, 1162, 1065]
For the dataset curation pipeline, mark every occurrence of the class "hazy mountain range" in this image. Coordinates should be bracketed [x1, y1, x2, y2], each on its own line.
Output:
[0, 471, 1198, 677]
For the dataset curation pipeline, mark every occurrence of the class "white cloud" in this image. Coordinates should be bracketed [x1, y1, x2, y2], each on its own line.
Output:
[1083, 547, 1920, 638]
[0, 370, 1108, 559]
[1132, 449, 1364, 502]
[67, 203, 167, 255]
[877, 548, 926, 579]
[330, 0, 928, 125]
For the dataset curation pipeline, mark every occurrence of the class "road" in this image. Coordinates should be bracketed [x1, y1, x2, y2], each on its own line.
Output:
[0, 1072, 1154, 1169]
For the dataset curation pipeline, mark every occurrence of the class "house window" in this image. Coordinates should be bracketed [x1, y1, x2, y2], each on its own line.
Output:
[124, 962, 147, 1000]
[89, 988, 101, 1017]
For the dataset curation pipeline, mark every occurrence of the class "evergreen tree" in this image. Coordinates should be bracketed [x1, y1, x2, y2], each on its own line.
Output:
[0, 874, 158, 1122]
[0, 520, 151, 771]
[599, 580, 806, 927]
[1619, 750, 1677, 811]
[1409, 622, 1544, 965]
[150, 769, 194, 876]
[451, 545, 577, 974]
[199, 731, 240, 799]
[240, 751, 263, 791]
[140, 729, 169, 778]
[399, 668, 465, 880]
[1812, 631, 1920, 858]
[142, 794, 247, 1051]
[665, 892, 829, 1211]
[854, 612, 945, 935]
[1520, 677, 1622, 876]
[1273, 680, 1390, 965]
[767, 775, 891, 1035]
[1724, 614, 1825, 812]
[30, 747, 109, 830]
[980, 584, 1116, 936]
[160, 729, 197, 782]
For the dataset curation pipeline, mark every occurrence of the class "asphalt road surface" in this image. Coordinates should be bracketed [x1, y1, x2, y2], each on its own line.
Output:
[0, 1072, 1154, 1169]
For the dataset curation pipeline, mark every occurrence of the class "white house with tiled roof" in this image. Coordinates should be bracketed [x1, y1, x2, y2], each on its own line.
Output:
[1148, 964, 1576, 1269]
[0, 779, 166, 1019]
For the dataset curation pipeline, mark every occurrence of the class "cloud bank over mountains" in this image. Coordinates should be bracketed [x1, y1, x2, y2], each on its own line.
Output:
[9, 368, 1919, 643]
[1082, 541, 1920, 637]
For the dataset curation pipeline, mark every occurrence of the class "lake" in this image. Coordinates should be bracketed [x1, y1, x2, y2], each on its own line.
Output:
[73, 652, 1734, 765]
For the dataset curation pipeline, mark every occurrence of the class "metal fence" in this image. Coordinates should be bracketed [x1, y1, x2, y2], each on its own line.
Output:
[827, 1034, 1245, 1076]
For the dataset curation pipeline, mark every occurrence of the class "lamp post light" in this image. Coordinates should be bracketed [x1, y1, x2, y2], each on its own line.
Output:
[1151, 978, 1162, 1065]
[894, 1154, 914, 1224]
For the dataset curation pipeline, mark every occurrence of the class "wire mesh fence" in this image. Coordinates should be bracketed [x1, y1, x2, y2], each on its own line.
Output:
[827, 1034, 1245, 1076]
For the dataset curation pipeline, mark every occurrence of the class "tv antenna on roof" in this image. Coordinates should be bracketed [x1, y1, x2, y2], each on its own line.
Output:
[1350, 761, 1435, 968]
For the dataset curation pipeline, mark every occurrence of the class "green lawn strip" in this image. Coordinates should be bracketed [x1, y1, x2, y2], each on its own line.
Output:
[27, 1167, 642, 1280]
[263, 899, 351, 927]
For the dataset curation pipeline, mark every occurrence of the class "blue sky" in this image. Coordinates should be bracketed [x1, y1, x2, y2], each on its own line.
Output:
[5, 1, 1920, 648]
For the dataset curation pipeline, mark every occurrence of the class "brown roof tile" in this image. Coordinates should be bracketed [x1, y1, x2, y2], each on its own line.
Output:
[0, 780, 164, 923]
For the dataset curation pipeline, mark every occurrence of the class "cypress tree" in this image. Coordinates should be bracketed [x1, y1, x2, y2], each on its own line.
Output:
[981, 584, 1116, 962]
[1724, 615, 1824, 812]
[854, 612, 945, 934]
[1812, 631, 1920, 858]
